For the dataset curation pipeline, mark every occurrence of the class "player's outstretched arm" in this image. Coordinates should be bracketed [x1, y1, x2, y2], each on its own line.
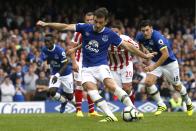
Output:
[144, 47, 169, 72]
[67, 43, 81, 72]
[36, 20, 76, 31]
[67, 44, 82, 56]
[120, 40, 157, 59]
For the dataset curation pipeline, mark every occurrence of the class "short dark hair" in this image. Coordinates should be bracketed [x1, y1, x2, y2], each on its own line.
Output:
[111, 20, 124, 30]
[85, 12, 94, 16]
[45, 33, 53, 38]
[94, 7, 109, 20]
[44, 33, 53, 42]
[139, 20, 153, 29]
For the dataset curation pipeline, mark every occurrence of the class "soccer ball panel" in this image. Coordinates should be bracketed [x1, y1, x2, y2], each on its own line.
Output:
[122, 106, 138, 122]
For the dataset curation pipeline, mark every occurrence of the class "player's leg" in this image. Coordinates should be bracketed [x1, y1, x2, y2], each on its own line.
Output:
[98, 65, 143, 120]
[74, 70, 84, 117]
[82, 67, 117, 122]
[87, 93, 103, 117]
[110, 67, 134, 103]
[59, 73, 74, 113]
[83, 82, 117, 122]
[174, 84, 193, 116]
[122, 83, 134, 103]
[74, 68, 101, 117]
[48, 75, 68, 113]
[121, 62, 135, 103]
[145, 67, 167, 115]
[104, 78, 144, 119]
[73, 61, 85, 116]
[163, 61, 193, 116]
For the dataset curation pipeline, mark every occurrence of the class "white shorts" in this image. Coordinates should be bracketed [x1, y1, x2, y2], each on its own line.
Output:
[149, 61, 181, 85]
[81, 65, 113, 84]
[111, 62, 133, 88]
[73, 61, 82, 82]
[49, 73, 74, 94]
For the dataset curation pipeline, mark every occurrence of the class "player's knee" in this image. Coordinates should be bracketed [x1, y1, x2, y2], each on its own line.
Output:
[48, 87, 58, 97]
[104, 78, 116, 91]
[144, 80, 153, 87]
[173, 84, 181, 92]
[122, 83, 132, 94]
[144, 75, 157, 87]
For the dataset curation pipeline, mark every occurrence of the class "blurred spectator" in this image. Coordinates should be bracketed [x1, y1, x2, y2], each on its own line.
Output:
[20, 59, 29, 74]
[33, 71, 49, 101]
[24, 64, 38, 101]
[168, 92, 183, 112]
[13, 76, 25, 101]
[0, 69, 5, 84]
[0, 75, 15, 102]
[0, 57, 12, 74]
[10, 64, 24, 85]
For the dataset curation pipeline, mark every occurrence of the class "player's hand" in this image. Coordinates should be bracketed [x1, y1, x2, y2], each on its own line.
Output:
[52, 76, 58, 84]
[144, 65, 156, 72]
[36, 20, 47, 27]
[146, 52, 157, 59]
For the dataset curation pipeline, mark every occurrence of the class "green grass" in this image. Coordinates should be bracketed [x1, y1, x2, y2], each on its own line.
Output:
[0, 112, 195, 131]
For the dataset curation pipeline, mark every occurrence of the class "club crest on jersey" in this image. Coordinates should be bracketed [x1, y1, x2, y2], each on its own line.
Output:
[102, 35, 108, 42]
[85, 40, 99, 53]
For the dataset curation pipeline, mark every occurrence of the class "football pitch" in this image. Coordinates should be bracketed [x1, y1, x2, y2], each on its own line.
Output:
[0, 113, 195, 131]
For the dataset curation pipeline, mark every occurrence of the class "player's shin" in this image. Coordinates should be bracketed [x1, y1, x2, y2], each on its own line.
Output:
[88, 90, 116, 119]
[75, 88, 83, 111]
[48, 87, 67, 103]
[146, 85, 165, 106]
[54, 92, 68, 103]
[129, 90, 135, 104]
[179, 84, 192, 105]
[87, 94, 95, 113]
[114, 87, 135, 108]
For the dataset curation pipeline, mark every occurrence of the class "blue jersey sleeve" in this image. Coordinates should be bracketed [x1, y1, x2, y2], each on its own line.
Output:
[110, 31, 122, 46]
[154, 33, 167, 51]
[135, 32, 142, 43]
[75, 23, 89, 33]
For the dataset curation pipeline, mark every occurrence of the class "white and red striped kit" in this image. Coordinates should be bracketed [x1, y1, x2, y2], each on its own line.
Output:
[108, 34, 139, 71]
[71, 32, 83, 63]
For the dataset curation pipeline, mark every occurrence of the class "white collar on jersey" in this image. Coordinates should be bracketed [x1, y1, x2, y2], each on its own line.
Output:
[48, 44, 56, 52]
[93, 25, 105, 33]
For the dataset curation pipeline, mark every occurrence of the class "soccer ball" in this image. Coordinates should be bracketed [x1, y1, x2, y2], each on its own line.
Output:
[122, 106, 138, 122]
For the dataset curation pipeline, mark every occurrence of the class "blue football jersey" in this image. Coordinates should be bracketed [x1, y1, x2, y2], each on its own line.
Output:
[135, 30, 176, 65]
[40, 44, 72, 76]
[76, 23, 122, 67]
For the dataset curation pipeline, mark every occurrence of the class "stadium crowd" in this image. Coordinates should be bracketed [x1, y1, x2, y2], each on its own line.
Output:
[0, 0, 195, 111]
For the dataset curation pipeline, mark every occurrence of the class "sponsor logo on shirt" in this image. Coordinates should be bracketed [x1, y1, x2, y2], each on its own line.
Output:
[85, 40, 99, 53]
